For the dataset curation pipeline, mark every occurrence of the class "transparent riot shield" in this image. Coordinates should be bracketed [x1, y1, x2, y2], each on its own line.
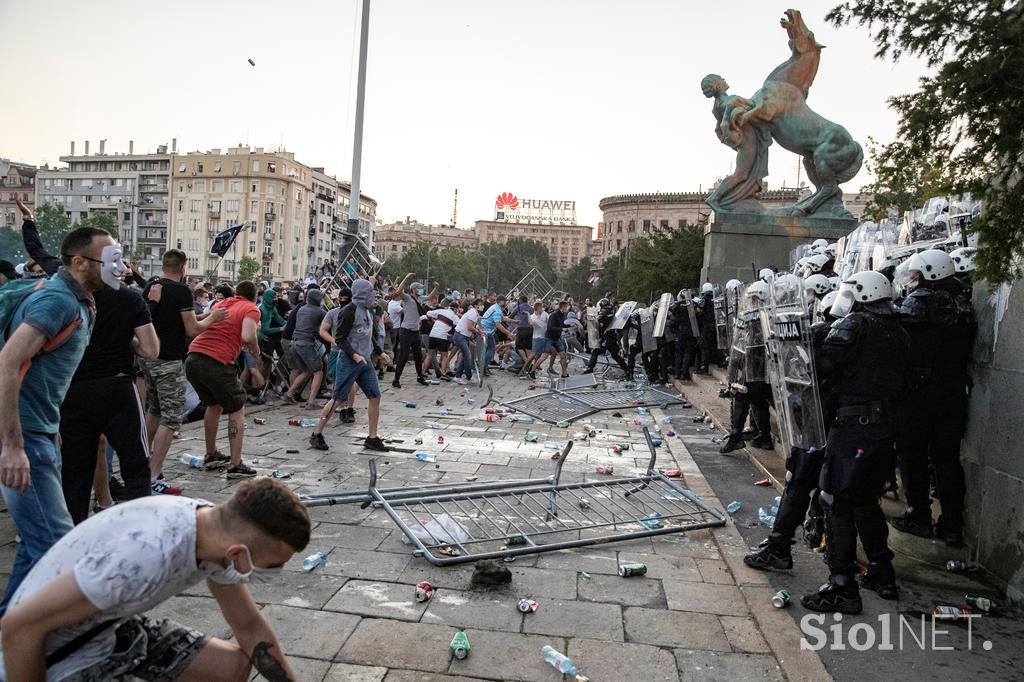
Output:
[653, 292, 673, 337]
[713, 288, 729, 350]
[761, 275, 827, 459]
[608, 301, 636, 331]
[728, 284, 767, 390]
[678, 290, 700, 337]
[640, 306, 657, 353]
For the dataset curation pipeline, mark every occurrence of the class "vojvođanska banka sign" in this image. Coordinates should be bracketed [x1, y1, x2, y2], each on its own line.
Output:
[495, 192, 577, 224]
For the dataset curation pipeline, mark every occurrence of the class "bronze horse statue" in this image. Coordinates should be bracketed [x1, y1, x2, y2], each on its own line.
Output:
[737, 9, 863, 218]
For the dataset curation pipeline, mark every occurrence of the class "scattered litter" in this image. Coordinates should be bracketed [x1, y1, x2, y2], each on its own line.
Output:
[965, 594, 999, 613]
[436, 399, 445, 406]
[288, 418, 320, 427]
[286, 449, 299, 454]
[428, 379, 441, 385]
[758, 508, 776, 526]
[437, 436, 445, 444]
[542, 645, 580, 677]
[506, 533, 527, 546]
[636, 407, 649, 415]
[711, 436, 724, 444]
[543, 441, 565, 450]
[946, 559, 980, 573]
[438, 546, 460, 557]
[414, 438, 424, 445]
[754, 478, 772, 486]
[415, 581, 434, 602]
[572, 432, 589, 440]
[578, 498, 591, 509]
[523, 432, 538, 443]
[449, 630, 471, 659]
[578, 571, 592, 580]
[405, 402, 417, 408]
[611, 412, 623, 417]
[247, 58, 256, 66]
[595, 464, 614, 475]
[639, 513, 663, 529]
[462, 388, 471, 396]
[612, 445, 622, 454]
[253, 417, 267, 425]
[302, 551, 328, 572]
[415, 452, 438, 463]
[480, 414, 502, 422]
[772, 589, 791, 608]
[468, 398, 476, 405]
[424, 421, 445, 429]
[465, 475, 478, 481]
[270, 470, 291, 479]
[517, 598, 538, 613]
[692, 413, 706, 423]
[556, 420, 570, 428]
[666, 430, 676, 436]
[934, 606, 972, 621]
[401, 513, 470, 546]
[618, 562, 648, 577]
[651, 438, 663, 447]
[659, 416, 672, 424]
[663, 469, 682, 478]
[508, 414, 533, 423]
[178, 453, 204, 469]
[726, 501, 742, 514]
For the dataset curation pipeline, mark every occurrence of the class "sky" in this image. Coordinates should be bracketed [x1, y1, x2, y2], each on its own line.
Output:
[0, 0, 929, 233]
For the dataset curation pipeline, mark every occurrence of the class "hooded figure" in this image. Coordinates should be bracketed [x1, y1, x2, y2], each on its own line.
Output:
[348, 279, 376, 360]
[259, 289, 286, 340]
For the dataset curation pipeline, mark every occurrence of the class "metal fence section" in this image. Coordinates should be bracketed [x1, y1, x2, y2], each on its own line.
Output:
[565, 385, 685, 411]
[499, 391, 597, 424]
[551, 373, 600, 391]
[362, 428, 726, 565]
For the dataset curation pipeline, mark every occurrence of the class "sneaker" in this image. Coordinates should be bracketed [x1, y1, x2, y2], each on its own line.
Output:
[858, 572, 899, 600]
[455, 377, 468, 385]
[152, 478, 183, 495]
[751, 437, 774, 450]
[719, 437, 745, 454]
[527, 371, 537, 380]
[247, 395, 267, 405]
[203, 451, 231, 469]
[416, 377, 429, 386]
[304, 402, 323, 410]
[226, 462, 257, 479]
[309, 433, 329, 451]
[582, 368, 593, 375]
[890, 513, 934, 539]
[280, 393, 298, 405]
[364, 436, 389, 452]
[392, 380, 402, 389]
[92, 501, 116, 514]
[743, 542, 793, 570]
[108, 476, 126, 501]
[801, 580, 863, 615]
[340, 408, 356, 424]
[439, 375, 452, 382]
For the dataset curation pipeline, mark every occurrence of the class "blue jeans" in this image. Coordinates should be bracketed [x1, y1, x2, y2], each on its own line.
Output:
[333, 353, 382, 400]
[452, 333, 473, 380]
[0, 432, 74, 614]
[483, 333, 496, 369]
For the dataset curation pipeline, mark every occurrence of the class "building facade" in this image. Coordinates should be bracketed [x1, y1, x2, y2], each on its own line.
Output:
[474, 219, 593, 271]
[372, 217, 477, 261]
[1, 159, 37, 230]
[310, 169, 338, 273]
[35, 140, 173, 276]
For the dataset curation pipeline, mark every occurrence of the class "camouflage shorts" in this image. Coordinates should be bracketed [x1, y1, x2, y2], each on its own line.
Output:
[141, 358, 186, 429]
[62, 616, 208, 682]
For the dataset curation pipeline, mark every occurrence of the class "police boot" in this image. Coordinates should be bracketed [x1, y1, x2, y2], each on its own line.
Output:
[751, 435, 774, 450]
[743, 538, 793, 570]
[890, 511, 934, 539]
[801, 574, 863, 614]
[719, 436, 745, 454]
[934, 513, 964, 548]
[802, 515, 825, 550]
[858, 562, 899, 600]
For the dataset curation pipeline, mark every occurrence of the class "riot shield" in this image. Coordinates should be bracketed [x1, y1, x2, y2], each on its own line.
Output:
[608, 301, 636, 331]
[713, 288, 729, 350]
[727, 285, 767, 390]
[679, 290, 700, 337]
[653, 292, 673, 337]
[640, 306, 657, 353]
[761, 275, 827, 459]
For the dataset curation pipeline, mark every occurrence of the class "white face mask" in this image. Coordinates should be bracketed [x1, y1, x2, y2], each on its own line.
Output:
[100, 243, 127, 290]
[206, 545, 281, 584]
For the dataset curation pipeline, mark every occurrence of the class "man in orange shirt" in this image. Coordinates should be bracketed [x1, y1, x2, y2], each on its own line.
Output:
[185, 281, 262, 478]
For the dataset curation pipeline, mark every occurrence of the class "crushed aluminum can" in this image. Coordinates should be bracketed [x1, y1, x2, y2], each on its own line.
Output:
[415, 581, 434, 602]
[754, 478, 772, 486]
[663, 469, 682, 478]
[414, 438, 423, 445]
[437, 436, 444, 444]
[506, 533, 528, 546]
[578, 498, 591, 510]
[517, 598, 538, 613]
[596, 464, 614, 475]
[449, 630, 471, 659]
[270, 470, 291, 479]
[934, 605, 972, 621]
[465, 475, 479, 481]
[578, 571, 592, 580]
[253, 417, 267, 425]
[437, 546, 460, 557]
[618, 563, 647, 577]
[772, 589, 791, 608]
[612, 444, 622, 454]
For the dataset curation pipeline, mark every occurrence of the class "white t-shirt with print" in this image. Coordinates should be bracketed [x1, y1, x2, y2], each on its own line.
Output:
[426, 308, 461, 340]
[529, 311, 549, 337]
[455, 308, 480, 337]
[0, 496, 243, 681]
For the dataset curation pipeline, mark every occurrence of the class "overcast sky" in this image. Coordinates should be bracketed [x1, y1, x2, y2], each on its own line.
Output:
[1, 0, 927, 232]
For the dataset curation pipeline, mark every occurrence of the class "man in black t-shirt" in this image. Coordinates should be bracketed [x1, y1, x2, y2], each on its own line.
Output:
[140, 250, 226, 494]
[59, 286, 161, 523]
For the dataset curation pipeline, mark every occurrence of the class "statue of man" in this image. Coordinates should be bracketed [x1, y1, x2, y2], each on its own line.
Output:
[702, 74, 771, 213]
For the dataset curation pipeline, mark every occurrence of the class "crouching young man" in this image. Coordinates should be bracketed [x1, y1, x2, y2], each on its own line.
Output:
[0, 478, 310, 681]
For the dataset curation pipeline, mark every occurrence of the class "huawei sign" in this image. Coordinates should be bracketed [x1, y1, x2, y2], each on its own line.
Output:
[495, 192, 519, 211]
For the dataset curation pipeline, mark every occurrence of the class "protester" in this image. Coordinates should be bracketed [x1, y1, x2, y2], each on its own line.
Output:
[480, 293, 513, 376]
[282, 288, 326, 408]
[0, 478, 309, 681]
[184, 280, 262, 478]
[392, 273, 429, 388]
[422, 300, 460, 381]
[452, 298, 483, 384]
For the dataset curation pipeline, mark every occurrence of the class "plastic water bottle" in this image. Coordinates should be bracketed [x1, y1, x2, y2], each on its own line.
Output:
[299, 418, 320, 427]
[758, 508, 776, 526]
[178, 453, 204, 469]
[543, 442, 565, 450]
[640, 512, 664, 529]
[439, 407, 449, 416]
[541, 645, 577, 676]
[660, 416, 672, 424]
[302, 551, 328, 572]
[771, 495, 781, 516]
[424, 421, 445, 429]
[726, 500, 742, 514]
[415, 452, 437, 463]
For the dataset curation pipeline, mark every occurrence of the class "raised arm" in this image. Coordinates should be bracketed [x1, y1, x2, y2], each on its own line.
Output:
[15, 197, 61, 276]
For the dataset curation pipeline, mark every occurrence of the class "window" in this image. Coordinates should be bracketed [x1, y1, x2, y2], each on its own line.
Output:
[391, 244, 397, 252]
[252, 160, 260, 172]
[642, 219, 651, 232]
[233, 161, 241, 174]
[81, 179, 93, 188]
[177, 200, 183, 211]
[210, 200, 221, 212]
[188, 239, 199, 251]
[265, 201, 275, 215]
[211, 180, 223, 192]
[616, 239, 622, 250]
[214, 161, 222, 172]
[250, 200, 259, 214]
[249, 242, 256, 254]
[678, 219, 686, 230]
[616, 221, 622, 233]
[178, 163, 186, 172]
[191, 200, 201, 211]
[319, 220, 325, 233]
[251, 181, 259, 192]
[660, 219, 669, 230]
[628, 220, 635, 232]
[266, 182, 276, 195]
[266, 162, 276, 173]
[191, 218, 199, 231]
[226, 200, 239, 211]
[196, 162, 204, 173]
[229, 180, 242, 192]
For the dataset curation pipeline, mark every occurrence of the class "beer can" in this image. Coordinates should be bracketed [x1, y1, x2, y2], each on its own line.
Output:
[517, 598, 538, 613]
[596, 464, 614, 475]
[772, 589, 791, 608]
[506, 533, 527, 546]
[663, 469, 682, 478]
[414, 580, 434, 602]
[618, 563, 647, 577]
[934, 605, 972, 620]
[253, 417, 267, 425]
[288, 418, 300, 426]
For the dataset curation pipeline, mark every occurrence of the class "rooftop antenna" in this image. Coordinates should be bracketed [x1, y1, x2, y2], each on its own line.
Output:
[451, 188, 458, 227]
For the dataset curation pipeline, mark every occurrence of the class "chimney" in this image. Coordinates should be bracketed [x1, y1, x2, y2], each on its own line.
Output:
[172, 138, 177, 153]
[70, 141, 75, 155]
[84, 140, 90, 155]
[129, 140, 134, 154]
[99, 139, 106, 155]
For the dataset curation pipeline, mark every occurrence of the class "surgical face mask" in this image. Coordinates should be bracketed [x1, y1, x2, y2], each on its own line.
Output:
[100, 244, 127, 290]
[207, 545, 280, 584]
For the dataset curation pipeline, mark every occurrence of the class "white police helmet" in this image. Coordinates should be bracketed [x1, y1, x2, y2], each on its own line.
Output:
[907, 249, 955, 281]
[804, 274, 831, 296]
[819, 290, 841, 317]
[725, 279, 742, 291]
[701, 282, 714, 294]
[949, 247, 976, 273]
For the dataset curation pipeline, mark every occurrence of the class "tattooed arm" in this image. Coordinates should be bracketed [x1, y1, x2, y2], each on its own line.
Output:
[208, 581, 297, 681]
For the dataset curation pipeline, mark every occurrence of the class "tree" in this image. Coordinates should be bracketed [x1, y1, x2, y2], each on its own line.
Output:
[828, 1, 1024, 282]
[555, 257, 594, 302]
[859, 137, 954, 221]
[0, 229, 27, 263]
[34, 203, 73, 256]
[615, 223, 705, 303]
[237, 255, 261, 283]
[77, 211, 119, 240]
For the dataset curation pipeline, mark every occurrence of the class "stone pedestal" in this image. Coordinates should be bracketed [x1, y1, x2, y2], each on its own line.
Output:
[700, 210, 855, 284]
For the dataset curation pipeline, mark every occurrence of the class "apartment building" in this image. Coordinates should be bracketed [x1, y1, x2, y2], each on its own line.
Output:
[372, 217, 477, 261]
[1, 159, 37, 230]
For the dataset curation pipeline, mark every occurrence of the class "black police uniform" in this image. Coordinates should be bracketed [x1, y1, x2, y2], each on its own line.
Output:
[802, 300, 910, 613]
[670, 300, 698, 379]
[586, 302, 629, 373]
[893, 279, 976, 544]
[696, 292, 718, 372]
[721, 315, 772, 452]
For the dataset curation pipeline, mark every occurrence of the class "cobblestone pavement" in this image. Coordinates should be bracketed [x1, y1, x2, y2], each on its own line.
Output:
[0, 362, 830, 681]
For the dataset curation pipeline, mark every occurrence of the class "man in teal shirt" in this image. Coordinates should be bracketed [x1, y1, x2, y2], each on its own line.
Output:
[0, 227, 113, 614]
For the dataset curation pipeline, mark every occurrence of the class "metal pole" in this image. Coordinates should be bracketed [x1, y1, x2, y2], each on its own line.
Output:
[347, 0, 371, 246]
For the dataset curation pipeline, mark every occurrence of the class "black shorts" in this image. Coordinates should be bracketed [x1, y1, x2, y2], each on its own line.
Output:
[185, 352, 246, 414]
[495, 328, 508, 343]
[427, 337, 451, 352]
[515, 329, 533, 351]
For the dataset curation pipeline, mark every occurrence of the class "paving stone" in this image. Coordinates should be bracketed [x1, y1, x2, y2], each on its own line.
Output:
[567, 638, 680, 682]
[578, 571, 666, 607]
[662, 580, 748, 616]
[324, 580, 429, 621]
[420, 588, 523, 632]
[260, 604, 360, 659]
[323, 662, 389, 681]
[475, 463, 533, 479]
[338, 618, 453, 672]
[145, 595, 233, 639]
[313, 522, 392, 550]
[718, 615, 771, 653]
[536, 549, 620, 575]
[618, 552, 702, 581]
[522, 599, 623, 641]
[383, 671, 488, 682]
[651, 531, 722, 560]
[674, 650, 784, 681]
[696, 558, 735, 585]
[450, 629, 565, 682]
[456, 451, 509, 465]
[509, 565, 578, 599]
[244, 571, 346, 609]
[623, 606, 730, 651]
[275, 656, 332, 681]
[317, 547, 413, 581]
[397, 560, 477, 590]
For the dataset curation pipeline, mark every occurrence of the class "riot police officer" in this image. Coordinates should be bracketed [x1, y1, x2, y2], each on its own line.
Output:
[671, 291, 700, 380]
[720, 281, 773, 453]
[891, 249, 976, 547]
[584, 296, 630, 374]
[696, 283, 718, 372]
[801, 271, 910, 614]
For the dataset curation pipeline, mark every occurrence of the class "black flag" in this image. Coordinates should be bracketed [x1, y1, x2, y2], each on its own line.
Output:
[209, 223, 246, 258]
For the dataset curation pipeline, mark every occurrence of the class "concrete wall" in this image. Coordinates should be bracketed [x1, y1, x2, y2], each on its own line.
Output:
[962, 279, 1024, 601]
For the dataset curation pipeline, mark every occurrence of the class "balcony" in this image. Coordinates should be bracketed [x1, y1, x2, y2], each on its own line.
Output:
[316, 191, 334, 203]
[308, 226, 316, 238]
[138, 220, 168, 228]
[262, 252, 274, 263]
[264, 211, 276, 221]
[209, 208, 221, 218]
[139, 183, 168, 193]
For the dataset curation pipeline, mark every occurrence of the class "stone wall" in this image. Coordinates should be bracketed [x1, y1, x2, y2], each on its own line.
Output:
[962, 279, 1024, 601]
